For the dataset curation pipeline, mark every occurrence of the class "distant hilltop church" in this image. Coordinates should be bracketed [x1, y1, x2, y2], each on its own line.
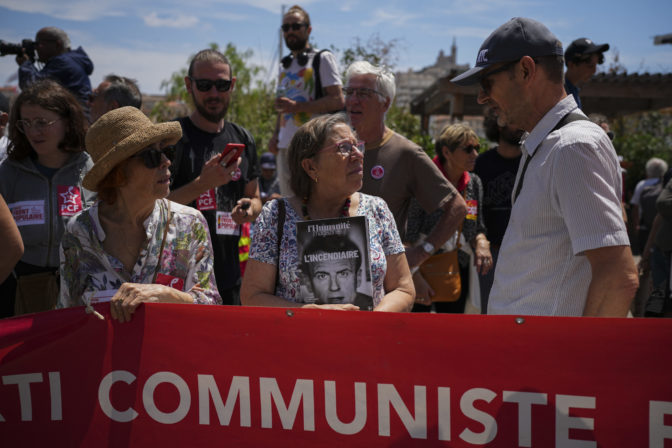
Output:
[394, 38, 469, 108]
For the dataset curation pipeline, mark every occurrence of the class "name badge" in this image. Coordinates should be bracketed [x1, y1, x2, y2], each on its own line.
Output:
[9, 200, 45, 226]
[216, 211, 240, 235]
[84, 289, 117, 304]
[466, 199, 478, 221]
[58, 185, 83, 216]
[197, 189, 217, 211]
[155, 273, 185, 291]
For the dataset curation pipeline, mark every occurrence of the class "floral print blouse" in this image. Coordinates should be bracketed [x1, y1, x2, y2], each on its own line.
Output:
[250, 193, 405, 306]
[58, 199, 222, 307]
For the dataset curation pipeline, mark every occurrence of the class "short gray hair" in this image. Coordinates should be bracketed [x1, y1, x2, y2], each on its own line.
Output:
[37, 27, 70, 50]
[645, 157, 668, 179]
[103, 74, 142, 109]
[345, 61, 396, 106]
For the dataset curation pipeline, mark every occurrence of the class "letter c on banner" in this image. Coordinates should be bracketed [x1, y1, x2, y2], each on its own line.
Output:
[98, 370, 139, 422]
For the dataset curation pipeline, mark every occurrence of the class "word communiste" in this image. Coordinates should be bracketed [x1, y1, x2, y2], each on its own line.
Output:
[3, 370, 671, 446]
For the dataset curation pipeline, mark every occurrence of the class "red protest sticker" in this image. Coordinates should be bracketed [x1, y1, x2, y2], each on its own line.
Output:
[466, 199, 478, 220]
[197, 189, 217, 211]
[58, 186, 83, 216]
[155, 273, 185, 291]
[232, 168, 242, 181]
[370, 165, 384, 180]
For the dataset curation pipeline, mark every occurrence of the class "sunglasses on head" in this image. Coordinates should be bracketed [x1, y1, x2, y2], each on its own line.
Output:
[281, 23, 307, 32]
[133, 145, 176, 169]
[189, 77, 232, 92]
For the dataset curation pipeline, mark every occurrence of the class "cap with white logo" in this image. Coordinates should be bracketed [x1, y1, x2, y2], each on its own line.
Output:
[451, 17, 563, 86]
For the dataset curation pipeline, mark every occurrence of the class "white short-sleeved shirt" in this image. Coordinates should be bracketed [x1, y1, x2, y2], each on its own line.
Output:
[488, 95, 629, 316]
[277, 50, 342, 149]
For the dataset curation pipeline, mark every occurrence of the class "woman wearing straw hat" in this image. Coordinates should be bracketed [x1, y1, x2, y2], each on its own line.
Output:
[58, 106, 222, 321]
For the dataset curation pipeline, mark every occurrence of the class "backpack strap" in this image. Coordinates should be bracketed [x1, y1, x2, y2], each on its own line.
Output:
[274, 198, 286, 294]
[514, 112, 589, 202]
[311, 49, 329, 100]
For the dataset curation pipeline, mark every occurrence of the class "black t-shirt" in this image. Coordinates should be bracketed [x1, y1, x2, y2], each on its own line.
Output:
[473, 147, 521, 246]
[171, 117, 259, 290]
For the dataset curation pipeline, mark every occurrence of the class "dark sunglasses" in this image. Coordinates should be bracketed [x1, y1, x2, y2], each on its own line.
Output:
[189, 77, 232, 92]
[459, 144, 481, 154]
[479, 59, 519, 95]
[133, 146, 176, 169]
[281, 23, 307, 32]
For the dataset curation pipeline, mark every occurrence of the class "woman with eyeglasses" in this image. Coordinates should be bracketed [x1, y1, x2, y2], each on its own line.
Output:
[0, 79, 94, 315]
[58, 106, 222, 321]
[407, 123, 493, 314]
[241, 113, 414, 311]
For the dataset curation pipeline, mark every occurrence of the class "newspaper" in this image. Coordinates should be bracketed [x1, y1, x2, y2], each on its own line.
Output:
[296, 216, 373, 310]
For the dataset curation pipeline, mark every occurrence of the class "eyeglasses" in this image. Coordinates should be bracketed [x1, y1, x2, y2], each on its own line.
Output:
[133, 145, 176, 169]
[459, 143, 481, 154]
[479, 59, 519, 95]
[16, 117, 61, 134]
[319, 140, 365, 157]
[344, 87, 384, 100]
[189, 77, 232, 93]
[281, 23, 307, 32]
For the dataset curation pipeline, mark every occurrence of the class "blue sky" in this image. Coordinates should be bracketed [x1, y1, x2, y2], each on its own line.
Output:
[1, 0, 670, 95]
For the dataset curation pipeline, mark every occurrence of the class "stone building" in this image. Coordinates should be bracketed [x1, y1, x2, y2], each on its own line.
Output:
[394, 38, 469, 109]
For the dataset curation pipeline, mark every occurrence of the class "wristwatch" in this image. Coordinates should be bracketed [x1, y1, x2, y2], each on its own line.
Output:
[421, 241, 435, 255]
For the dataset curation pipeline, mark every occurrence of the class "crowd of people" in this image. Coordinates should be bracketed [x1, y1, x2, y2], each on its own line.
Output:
[1, 7, 668, 322]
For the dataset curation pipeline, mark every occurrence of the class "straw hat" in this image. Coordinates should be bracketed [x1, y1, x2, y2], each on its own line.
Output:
[83, 106, 182, 191]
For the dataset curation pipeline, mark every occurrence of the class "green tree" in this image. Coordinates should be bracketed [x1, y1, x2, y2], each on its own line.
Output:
[334, 33, 400, 73]
[613, 111, 672, 195]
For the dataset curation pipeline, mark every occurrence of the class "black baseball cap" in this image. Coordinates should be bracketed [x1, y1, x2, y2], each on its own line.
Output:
[565, 38, 609, 61]
[260, 151, 276, 170]
[451, 17, 563, 86]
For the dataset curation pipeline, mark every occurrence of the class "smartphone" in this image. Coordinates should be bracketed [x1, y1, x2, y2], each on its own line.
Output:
[218, 143, 245, 168]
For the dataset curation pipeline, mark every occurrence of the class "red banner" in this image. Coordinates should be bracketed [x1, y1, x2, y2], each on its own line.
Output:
[1, 305, 671, 447]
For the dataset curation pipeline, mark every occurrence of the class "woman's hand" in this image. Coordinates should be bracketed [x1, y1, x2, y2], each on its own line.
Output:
[110, 283, 193, 323]
[474, 235, 493, 275]
[301, 303, 360, 311]
[412, 271, 434, 306]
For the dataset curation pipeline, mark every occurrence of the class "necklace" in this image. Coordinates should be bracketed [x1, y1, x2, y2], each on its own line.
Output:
[302, 196, 351, 221]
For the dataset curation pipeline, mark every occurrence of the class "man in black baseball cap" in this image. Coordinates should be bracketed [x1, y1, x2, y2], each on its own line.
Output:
[451, 18, 637, 318]
[564, 38, 610, 108]
[451, 17, 563, 87]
